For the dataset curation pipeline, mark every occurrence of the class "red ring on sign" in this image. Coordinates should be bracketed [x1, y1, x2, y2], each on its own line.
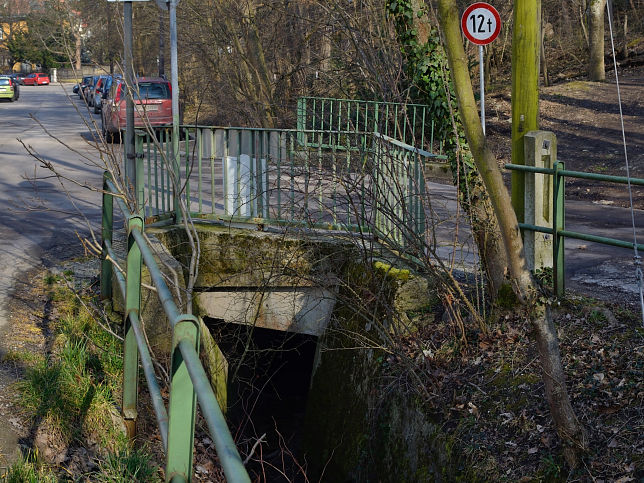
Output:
[461, 2, 502, 45]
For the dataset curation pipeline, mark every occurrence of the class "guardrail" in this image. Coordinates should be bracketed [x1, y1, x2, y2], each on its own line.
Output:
[101, 172, 251, 483]
[137, 126, 451, 248]
[506, 162, 644, 296]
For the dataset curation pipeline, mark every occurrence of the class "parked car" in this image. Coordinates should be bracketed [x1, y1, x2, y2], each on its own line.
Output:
[23, 73, 50, 85]
[93, 75, 121, 114]
[83, 75, 100, 104]
[0, 76, 19, 101]
[102, 77, 172, 142]
[7, 73, 25, 86]
[89, 75, 109, 109]
[74, 75, 92, 98]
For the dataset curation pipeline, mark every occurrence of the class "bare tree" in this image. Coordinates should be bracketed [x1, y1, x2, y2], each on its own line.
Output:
[437, 0, 587, 468]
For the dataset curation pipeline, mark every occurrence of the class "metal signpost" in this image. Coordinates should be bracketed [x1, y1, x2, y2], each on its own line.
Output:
[108, 0, 149, 214]
[108, 0, 179, 221]
[461, 2, 501, 135]
[155, 0, 181, 222]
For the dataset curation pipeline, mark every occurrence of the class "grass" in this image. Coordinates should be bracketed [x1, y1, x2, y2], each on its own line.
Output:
[7, 272, 160, 481]
[2, 450, 58, 483]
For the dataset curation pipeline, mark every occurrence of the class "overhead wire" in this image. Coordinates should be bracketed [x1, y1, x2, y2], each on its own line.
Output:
[606, 0, 644, 326]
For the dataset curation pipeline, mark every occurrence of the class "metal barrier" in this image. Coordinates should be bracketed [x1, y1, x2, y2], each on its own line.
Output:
[372, 132, 447, 249]
[137, 126, 381, 231]
[296, 96, 443, 154]
[101, 172, 251, 483]
[506, 162, 644, 296]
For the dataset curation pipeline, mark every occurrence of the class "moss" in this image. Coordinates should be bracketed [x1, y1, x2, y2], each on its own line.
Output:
[496, 283, 518, 309]
[373, 261, 410, 281]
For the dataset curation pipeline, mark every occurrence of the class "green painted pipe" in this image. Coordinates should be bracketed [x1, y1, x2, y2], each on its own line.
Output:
[178, 339, 250, 483]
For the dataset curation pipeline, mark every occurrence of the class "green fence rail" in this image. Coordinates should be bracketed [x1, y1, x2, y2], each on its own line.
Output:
[101, 173, 251, 483]
[137, 126, 381, 231]
[136, 125, 449, 253]
[296, 96, 443, 155]
[372, 132, 446, 249]
[506, 162, 644, 296]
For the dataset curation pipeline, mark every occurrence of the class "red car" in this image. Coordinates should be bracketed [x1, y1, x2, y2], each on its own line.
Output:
[101, 77, 172, 142]
[23, 73, 50, 85]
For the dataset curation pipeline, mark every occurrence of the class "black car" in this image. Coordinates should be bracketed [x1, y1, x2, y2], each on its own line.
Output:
[77, 75, 93, 100]
[93, 75, 122, 114]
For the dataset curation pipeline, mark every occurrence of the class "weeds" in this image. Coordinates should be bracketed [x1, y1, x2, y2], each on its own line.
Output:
[7, 271, 159, 480]
[2, 450, 58, 483]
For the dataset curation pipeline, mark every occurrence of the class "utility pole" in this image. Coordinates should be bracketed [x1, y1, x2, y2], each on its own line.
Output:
[169, 0, 180, 223]
[124, 0, 137, 211]
[511, 0, 541, 223]
[158, 10, 165, 77]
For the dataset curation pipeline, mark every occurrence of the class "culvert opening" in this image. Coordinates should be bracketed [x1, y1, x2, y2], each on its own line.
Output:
[205, 317, 317, 480]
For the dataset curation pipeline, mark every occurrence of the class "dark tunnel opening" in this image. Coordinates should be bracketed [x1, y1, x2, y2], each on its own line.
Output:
[205, 318, 318, 481]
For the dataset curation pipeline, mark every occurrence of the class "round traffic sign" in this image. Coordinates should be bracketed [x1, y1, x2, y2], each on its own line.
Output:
[461, 3, 501, 45]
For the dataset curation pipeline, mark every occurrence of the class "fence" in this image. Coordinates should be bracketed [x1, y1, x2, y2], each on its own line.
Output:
[136, 125, 448, 249]
[372, 132, 447, 249]
[506, 161, 644, 296]
[101, 173, 251, 483]
[296, 96, 443, 154]
[138, 126, 377, 231]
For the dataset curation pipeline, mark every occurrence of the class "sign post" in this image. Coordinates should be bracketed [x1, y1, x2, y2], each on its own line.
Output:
[108, 0, 150, 214]
[461, 2, 501, 135]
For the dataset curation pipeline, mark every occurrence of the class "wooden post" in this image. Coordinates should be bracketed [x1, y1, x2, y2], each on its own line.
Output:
[511, 0, 541, 223]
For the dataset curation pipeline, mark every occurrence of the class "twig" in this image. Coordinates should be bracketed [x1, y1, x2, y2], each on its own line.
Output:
[243, 433, 267, 465]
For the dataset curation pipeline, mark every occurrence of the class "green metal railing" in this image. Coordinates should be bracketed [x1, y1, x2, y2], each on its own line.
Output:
[137, 126, 380, 232]
[296, 97, 444, 155]
[506, 162, 644, 296]
[101, 173, 250, 483]
[373, 132, 447, 249]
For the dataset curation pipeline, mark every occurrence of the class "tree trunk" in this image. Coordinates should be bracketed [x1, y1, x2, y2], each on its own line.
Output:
[393, 0, 509, 299]
[159, 10, 165, 77]
[541, 22, 550, 87]
[589, 0, 607, 81]
[75, 31, 81, 71]
[437, 0, 587, 468]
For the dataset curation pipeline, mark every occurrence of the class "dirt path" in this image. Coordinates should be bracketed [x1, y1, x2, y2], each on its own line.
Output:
[486, 66, 644, 209]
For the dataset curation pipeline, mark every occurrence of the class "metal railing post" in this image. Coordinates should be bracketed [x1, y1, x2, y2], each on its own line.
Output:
[101, 172, 113, 300]
[553, 161, 565, 296]
[135, 133, 145, 215]
[123, 214, 143, 438]
[166, 316, 200, 481]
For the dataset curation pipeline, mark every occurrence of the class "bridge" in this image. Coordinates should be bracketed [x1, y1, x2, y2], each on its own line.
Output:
[101, 96, 644, 482]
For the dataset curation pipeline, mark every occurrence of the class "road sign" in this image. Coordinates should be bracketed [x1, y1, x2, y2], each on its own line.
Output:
[461, 2, 501, 46]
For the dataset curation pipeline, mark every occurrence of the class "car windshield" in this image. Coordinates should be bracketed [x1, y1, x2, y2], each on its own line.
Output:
[27, 74, 35, 78]
[0, 78, 10, 86]
[133, 82, 170, 100]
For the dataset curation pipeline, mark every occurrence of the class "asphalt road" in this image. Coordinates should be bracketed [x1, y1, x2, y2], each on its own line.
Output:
[0, 84, 104, 319]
